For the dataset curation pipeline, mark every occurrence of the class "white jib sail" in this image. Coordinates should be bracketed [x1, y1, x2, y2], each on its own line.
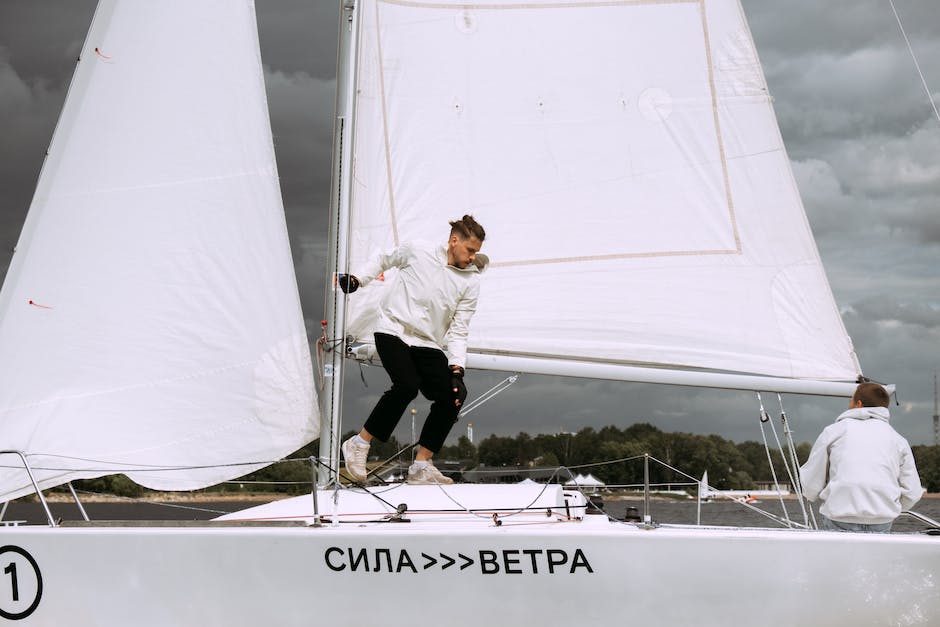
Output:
[343, 0, 861, 390]
[0, 0, 317, 502]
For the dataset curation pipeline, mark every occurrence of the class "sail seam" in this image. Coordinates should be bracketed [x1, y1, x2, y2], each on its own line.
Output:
[374, 0, 744, 267]
[698, 0, 742, 254]
[43, 169, 277, 200]
[374, 0, 401, 246]
[0, 361, 258, 416]
[489, 246, 739, 268]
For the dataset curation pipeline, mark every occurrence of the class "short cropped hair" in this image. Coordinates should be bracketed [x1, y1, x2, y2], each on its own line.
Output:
[853, 382, 890, 408]
[449, 214, 486, 242]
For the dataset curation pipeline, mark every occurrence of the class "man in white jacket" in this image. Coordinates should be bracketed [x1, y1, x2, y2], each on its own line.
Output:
[338, 215, 487, 485]
[799, 382, 924, 532]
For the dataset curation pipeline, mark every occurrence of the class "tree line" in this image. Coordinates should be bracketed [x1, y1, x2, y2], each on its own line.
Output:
[67, 422, 940, 497]
[349, 422, 940, 493]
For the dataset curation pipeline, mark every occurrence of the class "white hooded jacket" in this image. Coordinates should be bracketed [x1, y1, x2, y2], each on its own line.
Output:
[799, 406, 924, 525]
[355, 240, 488, 369]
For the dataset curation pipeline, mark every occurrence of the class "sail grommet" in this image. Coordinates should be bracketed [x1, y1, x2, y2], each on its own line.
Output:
[638, 87, 673, 123]
[454, 10, 477, 34]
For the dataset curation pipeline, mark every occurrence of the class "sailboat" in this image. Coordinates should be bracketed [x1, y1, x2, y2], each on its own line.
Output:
[0, 1, 937, 625]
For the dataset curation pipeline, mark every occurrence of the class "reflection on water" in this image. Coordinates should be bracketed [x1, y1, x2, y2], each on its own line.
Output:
[601, 496, 940, 533]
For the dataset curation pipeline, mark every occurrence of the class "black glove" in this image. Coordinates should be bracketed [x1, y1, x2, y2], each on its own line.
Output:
[450, 366, 467, 408]
[338, 274, 360, 294]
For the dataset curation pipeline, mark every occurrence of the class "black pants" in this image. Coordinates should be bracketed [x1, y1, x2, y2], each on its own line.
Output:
[363, 333, 460, 454]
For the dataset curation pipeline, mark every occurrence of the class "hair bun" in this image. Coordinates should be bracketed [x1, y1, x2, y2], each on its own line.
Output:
[449, 214, 486, 242]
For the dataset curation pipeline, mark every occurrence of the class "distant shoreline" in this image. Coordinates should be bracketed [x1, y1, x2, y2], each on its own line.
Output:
[42, 492, 284, 504]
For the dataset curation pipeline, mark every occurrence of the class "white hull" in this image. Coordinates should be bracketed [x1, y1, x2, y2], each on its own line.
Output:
[2, 485, 937, 626]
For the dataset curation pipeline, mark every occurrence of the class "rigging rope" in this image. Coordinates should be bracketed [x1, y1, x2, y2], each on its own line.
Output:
[26, 452, 806, 529]
[888, 0, 940, 125]
[777, 394, 815, 528]
[756, 393, 794, 527]
[428, 465, 577, 523]
[458, 373, 520, 417]
[644, 452, 809, 529]
[768, 395, 803, 522]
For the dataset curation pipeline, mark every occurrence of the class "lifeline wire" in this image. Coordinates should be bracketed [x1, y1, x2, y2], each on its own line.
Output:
[648, 453, 809, 529]
[554, 447, 812, 529]
[311, 455, 588, 524]
[41, 453, 800, 528]
[428, 465, 587, 524]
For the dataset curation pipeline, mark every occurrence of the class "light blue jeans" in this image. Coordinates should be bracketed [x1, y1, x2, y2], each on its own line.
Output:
[820, 515, 892, 533]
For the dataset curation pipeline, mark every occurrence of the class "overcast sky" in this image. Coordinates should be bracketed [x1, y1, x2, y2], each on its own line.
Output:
[0, 1, 937, 449]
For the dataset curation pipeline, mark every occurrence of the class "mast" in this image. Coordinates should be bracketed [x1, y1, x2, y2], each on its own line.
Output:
[319, 0, 362, 485]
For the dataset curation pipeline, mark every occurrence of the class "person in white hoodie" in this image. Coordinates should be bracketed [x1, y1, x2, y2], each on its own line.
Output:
[799, 382, 924, 532]
[337, 215, 487, 485]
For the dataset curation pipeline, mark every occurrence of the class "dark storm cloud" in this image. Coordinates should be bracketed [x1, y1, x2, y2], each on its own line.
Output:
[747, 0, 940, 157]
[744, 0, 936, 58]
[256, 1, 339, 80]
[0, 1, 97, 84]
[744, 0, 939, 450]
[746, 0, 940, 445]
[849, 298, 940, 330]
[0, 1, 937, 447]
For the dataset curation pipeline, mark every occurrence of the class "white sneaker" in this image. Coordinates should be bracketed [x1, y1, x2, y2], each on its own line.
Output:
[342, 436, 370, 483]
[407, 462, 453, 485]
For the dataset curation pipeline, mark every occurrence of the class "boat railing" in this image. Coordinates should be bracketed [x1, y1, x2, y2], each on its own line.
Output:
[0, 450, 57, 527]
[619, 453, 806, 529]
[310, 456, 322, 527]
[900, 509, 940, 531]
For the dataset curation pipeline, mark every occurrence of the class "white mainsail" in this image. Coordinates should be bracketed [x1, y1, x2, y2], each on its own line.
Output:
[0, 0, 317, 502]
[342, 0, 861, 393]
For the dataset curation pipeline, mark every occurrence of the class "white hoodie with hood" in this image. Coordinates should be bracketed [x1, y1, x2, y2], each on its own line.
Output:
[799, 406, 924, 525]
[355, 240, 488, 369]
